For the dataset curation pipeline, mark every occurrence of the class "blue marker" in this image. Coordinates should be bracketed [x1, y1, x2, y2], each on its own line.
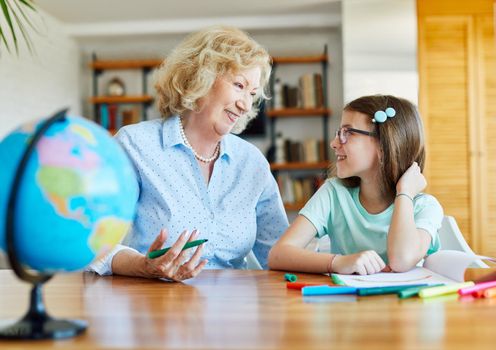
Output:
[302, 285, 357, 296]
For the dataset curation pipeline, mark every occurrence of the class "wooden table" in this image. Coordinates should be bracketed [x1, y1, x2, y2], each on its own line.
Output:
[1, 269, 496, 349]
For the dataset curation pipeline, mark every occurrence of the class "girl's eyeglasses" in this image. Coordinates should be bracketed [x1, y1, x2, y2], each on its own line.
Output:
[335, 126, 377, 144]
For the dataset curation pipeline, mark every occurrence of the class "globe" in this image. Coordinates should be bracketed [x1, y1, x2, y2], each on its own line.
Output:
[0, 110, 137, 339]
[0, 113, 136, 272]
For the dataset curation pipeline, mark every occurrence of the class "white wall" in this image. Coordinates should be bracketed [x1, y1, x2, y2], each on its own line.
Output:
[0, 9, 80, 268]
[342, 0, 417, 104]
[0, 9, 81, 139]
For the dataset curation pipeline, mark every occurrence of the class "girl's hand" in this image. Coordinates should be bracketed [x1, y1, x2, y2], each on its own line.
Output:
[141, 228, 208, 281]
[396, 162, 427, 198]
[332, 250, 386, 275]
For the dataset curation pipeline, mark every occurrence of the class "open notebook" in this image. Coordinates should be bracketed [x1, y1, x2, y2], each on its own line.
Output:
[331, 250, 495, 288]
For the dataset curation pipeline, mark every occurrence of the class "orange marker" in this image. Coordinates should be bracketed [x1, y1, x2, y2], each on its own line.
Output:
[483, 286, 496, 298]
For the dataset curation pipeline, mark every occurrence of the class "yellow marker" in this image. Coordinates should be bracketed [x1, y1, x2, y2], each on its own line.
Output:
[419, 281, 474, 299]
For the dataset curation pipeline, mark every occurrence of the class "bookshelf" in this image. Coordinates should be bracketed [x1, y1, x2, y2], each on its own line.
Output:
[89, 55, 162, 133]
[269, 46, 331, 211]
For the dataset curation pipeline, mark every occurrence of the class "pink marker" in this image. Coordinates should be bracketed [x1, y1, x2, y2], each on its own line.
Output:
[458, 280, 496, 296]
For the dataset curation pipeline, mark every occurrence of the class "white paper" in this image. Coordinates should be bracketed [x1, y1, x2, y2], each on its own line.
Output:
[332, 250, 495, 287]
[423, 250, 476, 282]
[332, 267, 456, 287]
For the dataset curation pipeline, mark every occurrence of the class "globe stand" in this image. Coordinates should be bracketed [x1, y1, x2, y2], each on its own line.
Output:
[0, 283, 87, 339]
[0, 109, 88, 340]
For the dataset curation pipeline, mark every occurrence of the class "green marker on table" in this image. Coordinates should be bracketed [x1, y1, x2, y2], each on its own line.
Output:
[147, 239, 208, 259]
[284, 273, 298, 282]
[357, 284, 428, 296]
[398, 284, 444, 299]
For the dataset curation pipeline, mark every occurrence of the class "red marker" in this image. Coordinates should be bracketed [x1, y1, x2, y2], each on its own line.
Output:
[286, 282, 329, 290]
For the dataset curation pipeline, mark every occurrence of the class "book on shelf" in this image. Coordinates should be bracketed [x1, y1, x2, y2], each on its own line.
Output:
[277, 173, 326, 206]
[99, 104, 109, 129]
[299, 74, 316, 109]
[282, 84, 299, 108]
[332, 250, 495, 288]
[108, 104, 119, 131]
[278, 138, 326, 163]
[98, 104, 141, 132]
[314, 73, 324, 108]
[121, 106, 141, 127]
[276, 73, 324, 110]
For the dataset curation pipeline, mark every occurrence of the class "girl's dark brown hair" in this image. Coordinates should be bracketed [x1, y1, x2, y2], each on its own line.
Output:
[332, 95, 425, 203]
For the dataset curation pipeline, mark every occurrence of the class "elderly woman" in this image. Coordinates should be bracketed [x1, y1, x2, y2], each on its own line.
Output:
[88, 26, 288, 280]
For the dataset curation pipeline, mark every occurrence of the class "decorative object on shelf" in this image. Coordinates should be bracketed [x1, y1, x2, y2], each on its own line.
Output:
[275, 132, 286, 163]
[273, 78, 283, 109]
[106, 77, 126, 96]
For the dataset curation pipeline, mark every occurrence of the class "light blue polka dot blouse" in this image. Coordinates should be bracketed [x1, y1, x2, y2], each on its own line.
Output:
[93, 115, 288, 273]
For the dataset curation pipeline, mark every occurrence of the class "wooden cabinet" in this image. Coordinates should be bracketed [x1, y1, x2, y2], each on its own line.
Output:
[417, 0, 496, 255]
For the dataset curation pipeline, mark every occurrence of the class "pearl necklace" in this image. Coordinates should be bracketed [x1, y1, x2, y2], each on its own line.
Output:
[179, 117, 220, 163]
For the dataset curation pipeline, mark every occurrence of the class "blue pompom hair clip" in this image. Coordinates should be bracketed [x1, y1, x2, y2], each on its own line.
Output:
[372, 107, 396, 123]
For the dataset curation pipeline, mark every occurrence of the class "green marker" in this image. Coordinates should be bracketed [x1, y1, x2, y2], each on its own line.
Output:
[147, 239, 208, 259]
[398, 284, 444, 299]
[357, 284, 428, 296]
[284, 273, 298, 282]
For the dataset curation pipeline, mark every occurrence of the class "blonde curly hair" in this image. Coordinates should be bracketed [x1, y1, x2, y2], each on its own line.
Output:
[154, 26, 272, 134]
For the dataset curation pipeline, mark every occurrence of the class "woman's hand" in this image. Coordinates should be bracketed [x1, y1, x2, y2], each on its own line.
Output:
[332, 250, 387, 275]
[141, 228, 208, 281]
[396, 162, 427, 198]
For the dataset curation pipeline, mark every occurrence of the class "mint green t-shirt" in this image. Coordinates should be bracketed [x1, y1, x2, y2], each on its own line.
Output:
[299, 178, 443, 263]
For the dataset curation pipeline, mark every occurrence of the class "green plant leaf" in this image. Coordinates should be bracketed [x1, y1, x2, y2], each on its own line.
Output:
[8, 0, 34, 53]
[18, 0, 35, 11]
[13, 0, 38, 33]
[0, 0, 38, 55]
[0, 0, 18, 53]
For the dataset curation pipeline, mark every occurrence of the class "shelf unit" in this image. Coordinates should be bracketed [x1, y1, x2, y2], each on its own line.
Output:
[270, 161, 328, 171]
[89, 55, 162, 129]
[269, 47, 331, 211]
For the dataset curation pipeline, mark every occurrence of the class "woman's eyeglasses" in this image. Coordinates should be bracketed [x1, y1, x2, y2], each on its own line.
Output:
[335, 126, 377, 144]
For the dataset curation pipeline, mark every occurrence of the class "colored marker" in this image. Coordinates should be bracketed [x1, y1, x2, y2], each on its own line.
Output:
[286, 282, 326, 290]
[398, 284, 444, 299]
[147, 239, 208, 259]
[483, 286, 496, 298]
[419, 281, 474, 299]
[457, 280, 496, 296]
[473, 290, 485, 298]
[302, 285, 357, 296]
[357, 284, 429, 296]
[284, 273, 298, 282]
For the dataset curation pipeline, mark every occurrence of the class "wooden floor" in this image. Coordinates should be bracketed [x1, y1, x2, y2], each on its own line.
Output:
[1, 269, 496, 349]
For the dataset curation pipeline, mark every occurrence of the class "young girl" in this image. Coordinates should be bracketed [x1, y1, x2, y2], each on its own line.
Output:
[268, 95, 444, 275]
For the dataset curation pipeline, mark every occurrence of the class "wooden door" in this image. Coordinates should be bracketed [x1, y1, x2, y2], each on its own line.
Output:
[476, 15, 496, 256]
[417, 0, 495, 254]
[418, 16, 474, 245]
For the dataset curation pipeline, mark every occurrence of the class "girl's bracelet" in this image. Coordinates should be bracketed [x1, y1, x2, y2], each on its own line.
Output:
[395, 192, 414, 203]
[327, 254, 340, 274]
